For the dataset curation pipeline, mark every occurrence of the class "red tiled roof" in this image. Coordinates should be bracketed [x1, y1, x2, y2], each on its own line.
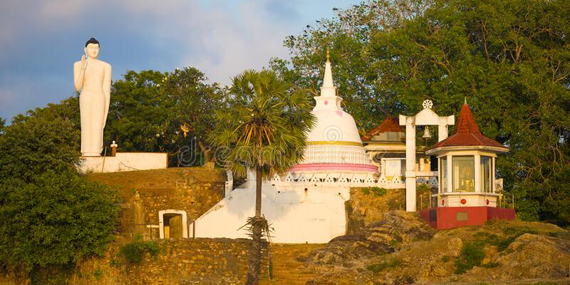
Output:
[429, 103, 508, 150]
[361, 116, 404, 141]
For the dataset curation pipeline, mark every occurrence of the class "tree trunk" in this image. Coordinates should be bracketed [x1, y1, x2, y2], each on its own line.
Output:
[198, 141, 212, 162]
[246, 166, 263, 285]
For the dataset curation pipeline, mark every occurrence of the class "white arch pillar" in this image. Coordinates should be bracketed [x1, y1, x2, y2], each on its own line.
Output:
[400, 100, 455, 212]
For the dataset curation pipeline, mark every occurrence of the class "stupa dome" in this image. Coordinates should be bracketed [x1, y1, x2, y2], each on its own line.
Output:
[291, 55, 377, 174]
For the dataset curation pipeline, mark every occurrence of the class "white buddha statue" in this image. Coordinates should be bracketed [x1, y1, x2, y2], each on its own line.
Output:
[73, 38, 112, 156]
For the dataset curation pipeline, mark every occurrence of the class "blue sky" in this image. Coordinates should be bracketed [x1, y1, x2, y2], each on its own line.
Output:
[0, 0, 356, 122]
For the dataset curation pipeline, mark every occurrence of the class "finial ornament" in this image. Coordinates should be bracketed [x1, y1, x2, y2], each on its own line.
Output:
[422, 99, 433, 109]
[326, 48, 330, 62]
[464, 96, 467, 104]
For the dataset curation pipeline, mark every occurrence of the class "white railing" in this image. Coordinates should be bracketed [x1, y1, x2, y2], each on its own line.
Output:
[268, 171, 438, 189]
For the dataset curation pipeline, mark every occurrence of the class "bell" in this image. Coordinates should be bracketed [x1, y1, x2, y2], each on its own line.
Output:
[422, 126, 432, 140]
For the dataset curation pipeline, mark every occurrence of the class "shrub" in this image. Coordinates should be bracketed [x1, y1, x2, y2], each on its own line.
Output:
[366, 258, 401, 273]
[497, 228, 537, 252]
[120, 236, 160, 264]
[0, 171, 119, 272]
[361, 187, 387, 197]
[454, 241, 485, 274]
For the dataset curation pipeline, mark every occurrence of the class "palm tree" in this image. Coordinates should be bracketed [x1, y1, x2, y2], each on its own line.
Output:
[209, 69, 314, 284]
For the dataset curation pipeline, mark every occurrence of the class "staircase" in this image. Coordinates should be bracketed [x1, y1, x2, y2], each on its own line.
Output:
[260, 244, 324, 285]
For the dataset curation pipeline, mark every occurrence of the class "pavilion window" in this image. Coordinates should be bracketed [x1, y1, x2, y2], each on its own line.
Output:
[453, 156, 475, 192]
[481, 156, 492, 193]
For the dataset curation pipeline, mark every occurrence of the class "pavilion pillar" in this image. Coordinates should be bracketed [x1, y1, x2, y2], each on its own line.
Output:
[447, 154, 453, 193]
[404, 116, 416, 212]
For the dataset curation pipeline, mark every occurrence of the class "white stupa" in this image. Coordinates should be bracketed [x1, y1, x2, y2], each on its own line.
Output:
[190, 54, 381, 243]
[291, 51, 378, 179]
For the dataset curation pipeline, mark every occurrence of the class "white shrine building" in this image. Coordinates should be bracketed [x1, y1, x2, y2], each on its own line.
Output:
[192, 56, 393, 243]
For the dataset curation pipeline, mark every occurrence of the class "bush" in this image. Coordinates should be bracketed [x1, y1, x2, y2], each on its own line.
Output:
[0, 171, 119, 272]
[361, 187, 387, 197]
[366, 258, 401, 273]
[120, 236, 160, 264]
[454, 241, 485, 274]
[496, 227, 537, 252]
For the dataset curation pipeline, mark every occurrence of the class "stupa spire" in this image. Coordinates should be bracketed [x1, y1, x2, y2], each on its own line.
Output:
[320, 48, 335, 97]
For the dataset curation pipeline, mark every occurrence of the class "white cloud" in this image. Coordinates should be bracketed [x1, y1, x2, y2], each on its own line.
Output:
[110, 0, 293, 84]
[0, 0, 350, 119]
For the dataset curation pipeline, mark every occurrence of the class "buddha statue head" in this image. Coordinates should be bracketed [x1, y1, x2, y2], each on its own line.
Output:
[84, 37, 100, 59]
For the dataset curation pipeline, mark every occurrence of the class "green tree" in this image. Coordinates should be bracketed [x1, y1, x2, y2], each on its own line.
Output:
[209, 70, 314, 284]
[275, 0, 570, 226]
[107, 67, 223, 166]
[163, 67, 225, 164]
[371, 0, 570, 224]
[0, 171, 118, 273]
[0, 117, 6, 135]
[0, 105, 80, 182]
[270, 0, 433, 132]
[0, 101, 118, 279]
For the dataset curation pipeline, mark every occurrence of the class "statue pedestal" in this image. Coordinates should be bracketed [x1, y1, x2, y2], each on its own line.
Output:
[78, 152, 168, 173]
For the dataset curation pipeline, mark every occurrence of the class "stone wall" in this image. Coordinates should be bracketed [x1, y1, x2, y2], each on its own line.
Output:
[0, 238, 268, 285]
[87, 168, 226, 239]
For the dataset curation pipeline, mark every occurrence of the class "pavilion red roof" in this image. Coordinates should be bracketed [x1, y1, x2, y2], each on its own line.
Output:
[429, 103, 508, 150]
[361, 116, 404, 141]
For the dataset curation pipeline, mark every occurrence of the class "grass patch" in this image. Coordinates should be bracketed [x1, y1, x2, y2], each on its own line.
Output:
[93, 268, 103, 280]
[361, 187, 387, 197]
[475, 228, 538, 253]
[454, 241, 485, 274]
[367, 258, 402, 273]
[120, 236, 160, 264]
[481, 262, 499, 268]
[495, 228, 537, 252]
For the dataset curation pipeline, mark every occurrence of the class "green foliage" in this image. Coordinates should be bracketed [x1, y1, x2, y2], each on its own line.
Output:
[454, 241, 485, 274]
[417, 184, 430, 192]
[366, 258, 402, 273]
[481, 262, 499, 268]
[276, 0, 570, 226]
[0, 98, 118, 280]
[361, 187, 387, 197]
[119, 236, 159, 264]
[0, 99, 80, 182]
[29, 265, 74, 285]
[93, 268, 103, 280]
[107, 68, 223, 165]
[0, 117, 5, 134]
[208, 69, 315, 178]
[0, 171, 119, 271]
[494, 227, 537, 252]
[209, 69, 315, 284]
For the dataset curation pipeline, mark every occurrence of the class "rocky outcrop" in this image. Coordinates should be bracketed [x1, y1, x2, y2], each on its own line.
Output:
[305, 211, 435, 266]
[304, 211, 570, 284]
[465, 233, 570, 281]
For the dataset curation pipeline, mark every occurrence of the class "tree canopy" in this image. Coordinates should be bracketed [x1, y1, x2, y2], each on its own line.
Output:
[273, 0, 570, 225]
[0, 102, 118, 276]
[107, 67, 223, 165]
